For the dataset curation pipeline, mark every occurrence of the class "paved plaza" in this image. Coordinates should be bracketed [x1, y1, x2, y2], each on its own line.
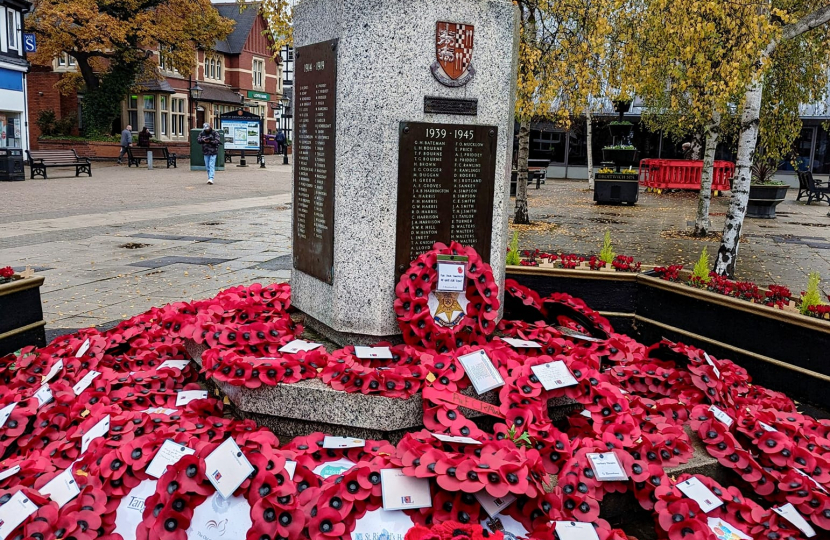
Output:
[2, 165, 829, 340]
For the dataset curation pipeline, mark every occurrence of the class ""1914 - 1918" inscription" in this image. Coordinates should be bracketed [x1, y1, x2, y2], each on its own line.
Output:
[395, 122, 498, 276]
[293, 39, 337, 284]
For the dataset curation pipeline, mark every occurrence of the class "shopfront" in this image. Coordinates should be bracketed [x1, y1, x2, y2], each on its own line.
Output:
[0, 67, 27, 152]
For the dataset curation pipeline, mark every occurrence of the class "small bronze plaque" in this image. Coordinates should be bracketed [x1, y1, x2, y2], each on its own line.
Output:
[293, 39, 338, 284]
[396, 122, 498, 276]
[424, 97, 478, 116]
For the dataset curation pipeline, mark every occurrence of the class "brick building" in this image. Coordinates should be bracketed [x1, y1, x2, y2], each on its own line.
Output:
[26, 2, 282, 149]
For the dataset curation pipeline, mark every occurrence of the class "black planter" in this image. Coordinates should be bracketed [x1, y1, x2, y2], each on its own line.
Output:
[608, 124, 633, 139]
[0, 277, 47, 355]
[747, 184, 789, 219]
[601, 148, 637, 166]
[613, 100, 632, 113]
[505, 267, 830, 410]
[594, 173, 639, 205]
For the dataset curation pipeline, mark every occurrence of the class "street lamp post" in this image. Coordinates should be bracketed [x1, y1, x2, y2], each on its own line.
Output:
[189, 82, 203, 129]
[280, 96, 290, 165]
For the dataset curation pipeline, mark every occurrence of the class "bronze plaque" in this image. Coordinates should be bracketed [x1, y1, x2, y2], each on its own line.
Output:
[424, 96, 478, 116]
[293, 39, 337, 284]
[396, 122, 498, 275]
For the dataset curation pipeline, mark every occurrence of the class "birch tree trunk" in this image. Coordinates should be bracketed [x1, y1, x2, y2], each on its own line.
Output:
[694, 111, 721, 236]
[586, 110, 595, 189]
[514, 119, 531, 224]
[714, 80, 763, 276]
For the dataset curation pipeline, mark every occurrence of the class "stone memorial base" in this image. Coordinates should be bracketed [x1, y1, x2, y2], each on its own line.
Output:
[185, 339, 576, 442]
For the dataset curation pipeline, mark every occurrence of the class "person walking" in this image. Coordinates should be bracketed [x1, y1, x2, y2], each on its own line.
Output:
[137, 127, 151, 148]
[197, 123, 222, 184]
[117, 125, 132, 164]
[275, 129, 286, 153]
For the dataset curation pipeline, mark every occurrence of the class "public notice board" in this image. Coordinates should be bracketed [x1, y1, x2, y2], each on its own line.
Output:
[395, 122, 498, 276]
[293, 39, 337, 284]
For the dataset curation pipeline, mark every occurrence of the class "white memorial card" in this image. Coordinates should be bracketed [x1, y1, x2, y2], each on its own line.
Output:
[81, 415, 110, 454]
[709, 405, 733, 428]
[313, 458, 356, 479]
[773, 503, 816, 537]
[759, 422, 778, 432]
[40, 468, 80, 508]
[157, 360, 190, 371]
[114, 479, 157, 540]
[707, 518, 751, 540]
[0, 403, 16, 429]
[72, 371, 101, 396]
[146, 440, 196, 479]
[795, 468, 828, 493]
[0, 466, 20, 481]
[186, 492, 252, 540]
[34, 385, 53, 408]
[279, 340, 323, 354]
[554, 521, 600, 540]
[204, 437, 254, 499]
[703, 353, 721, 379]
[677, 477, 723, 513]
[284, 460, 297, 480]
[351, 509, 414, 540]
[587, 452, 629, 482]
[322, 436, 365, 449]
[436, 261, 466, 293]
[76, 338, 91, 358]
[175, 390, 208, 406]
[500, 337, 542, 349]
[41, 359, 63, 384]
[380, 468, 432, 510]
[0, 491, 38, 540]
[353, 346, 393, 360]
[457, 350, 504, 394]
[431, 432, 481, 445]
[530, 361, 578, 391]
[474, 490, 516, 518]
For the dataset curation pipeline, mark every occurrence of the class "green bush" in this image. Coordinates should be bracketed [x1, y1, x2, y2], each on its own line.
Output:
[800, 272, 824, 316]
[599, 230, 615, 264]
[691, 247, 711, 284]
[506, 232, 521, 266]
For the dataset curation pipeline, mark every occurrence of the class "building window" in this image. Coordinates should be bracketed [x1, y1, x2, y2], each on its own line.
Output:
[172, 97, 186, 137]
[160, 96, 168, 137]
[158, 47, 179, 73]
[127, 95, 138, 130]
[205, 54, 223, 81]
[7, 10, 18, 50]
[143, 95, 156, 134]
[0, 112, 22, 148]
[253, 58, 264, 89]
[56, 53, 76, 69]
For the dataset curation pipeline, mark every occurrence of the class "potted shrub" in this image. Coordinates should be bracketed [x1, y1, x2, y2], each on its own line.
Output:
[601, 144, 638, 165]
[608, 120, 633, 140]
[0, 267, 46, 355]
[747, 159, 789, 219]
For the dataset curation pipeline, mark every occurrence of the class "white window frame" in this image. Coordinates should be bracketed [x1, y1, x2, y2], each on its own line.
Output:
[253, 58, 265, 90]
[7, 9, 19, 51]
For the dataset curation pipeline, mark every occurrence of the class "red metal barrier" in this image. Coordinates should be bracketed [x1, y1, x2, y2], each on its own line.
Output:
[638, 159, 734, 193]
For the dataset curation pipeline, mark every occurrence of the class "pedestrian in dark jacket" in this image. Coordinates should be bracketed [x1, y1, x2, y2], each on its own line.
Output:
[276, 130, 286, 153]
[137, 127, 151, 148]
[117, 125, 133, 164]
[197, 123, 222, 184]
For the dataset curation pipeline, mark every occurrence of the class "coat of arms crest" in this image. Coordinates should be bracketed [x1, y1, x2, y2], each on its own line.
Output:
[431, 21, 476, 87]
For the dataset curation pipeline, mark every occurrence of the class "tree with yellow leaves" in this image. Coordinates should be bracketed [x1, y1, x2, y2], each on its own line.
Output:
[27, 0, 234, 135]
[714, 3, 830, 277]
[513, 0, 630, 224]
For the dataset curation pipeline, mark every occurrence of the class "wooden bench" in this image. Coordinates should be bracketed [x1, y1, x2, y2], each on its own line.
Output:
[126, 146, 177, 168]
[26, 149, 92, 179]
[797, 171, 830, 205]
[224, 149, 264, 164]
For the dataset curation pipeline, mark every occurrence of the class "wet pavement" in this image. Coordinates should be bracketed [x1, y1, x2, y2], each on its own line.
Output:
[510, 180, 830, 297]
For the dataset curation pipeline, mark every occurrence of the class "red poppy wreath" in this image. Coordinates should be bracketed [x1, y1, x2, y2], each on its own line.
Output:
[394, 242, 499, 351]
